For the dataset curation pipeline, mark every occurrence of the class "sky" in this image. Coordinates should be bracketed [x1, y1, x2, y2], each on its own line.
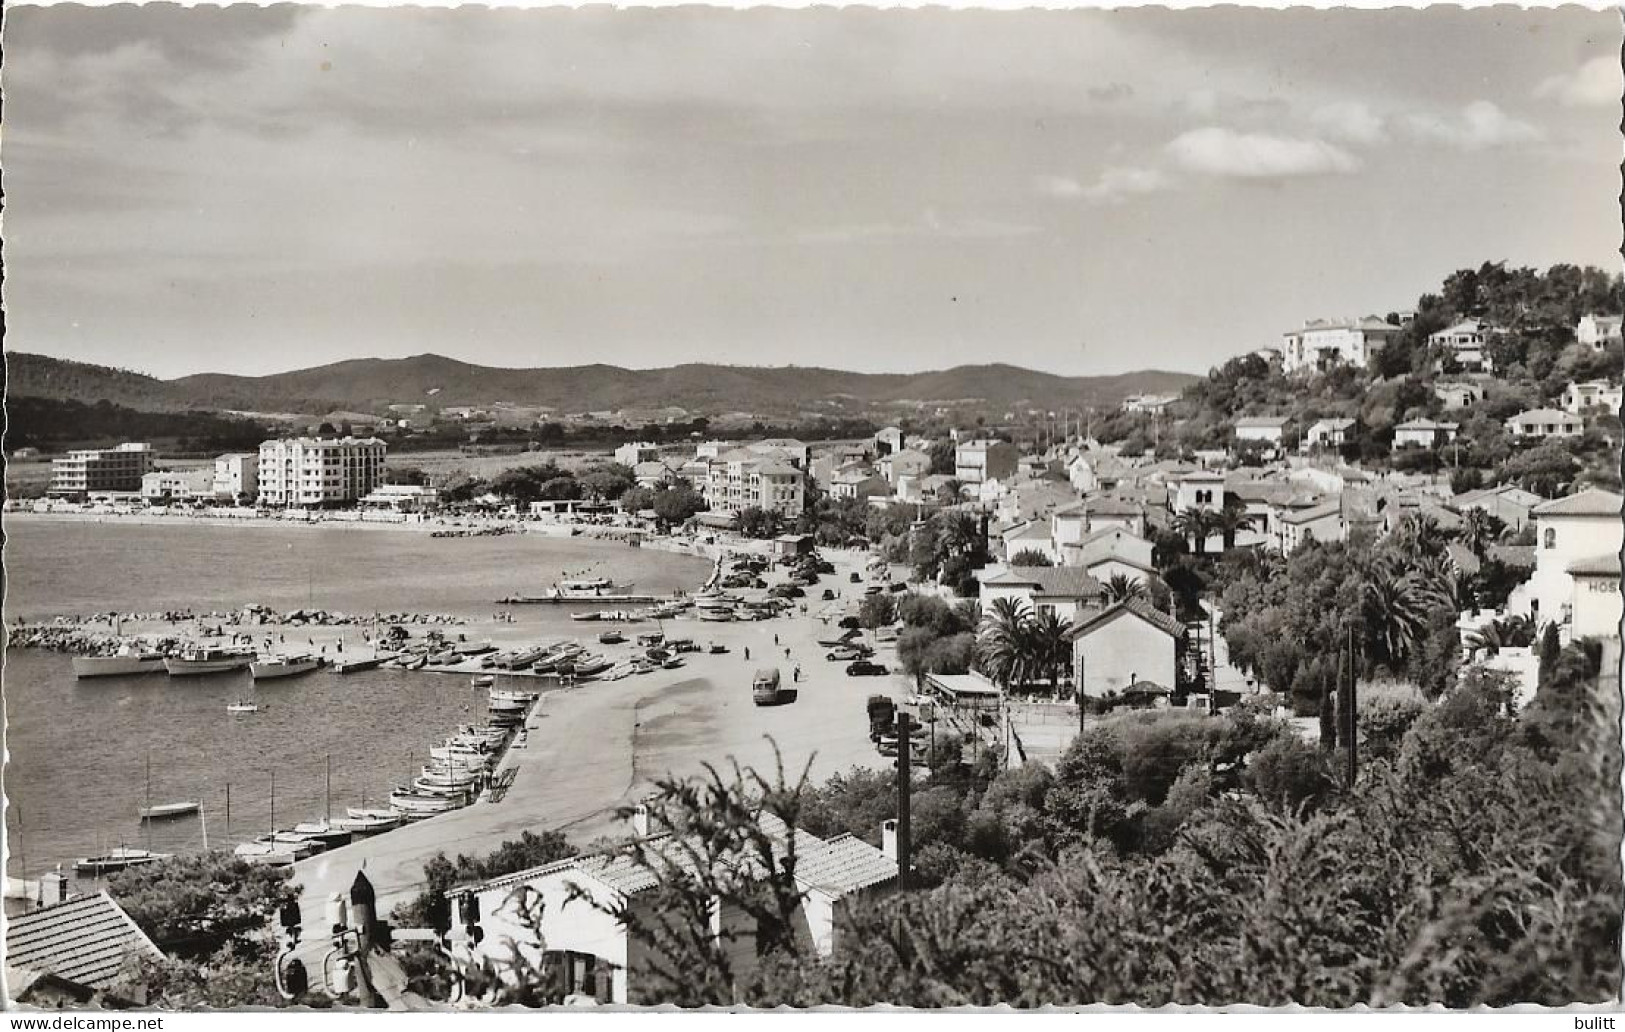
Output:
[3, 5, 1621, 379]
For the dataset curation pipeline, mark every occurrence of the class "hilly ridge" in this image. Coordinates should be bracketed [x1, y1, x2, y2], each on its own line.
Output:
[7, 352, 1198, 417]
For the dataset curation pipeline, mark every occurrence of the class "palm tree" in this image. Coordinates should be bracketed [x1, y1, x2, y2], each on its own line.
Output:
[1172, 507, 1222, 556]
[1458, 508, 1506, 559]
[1026, 607, 1074, 693]
[1214, 500, 1256, 551]
[1390, 513, 1450, 562]
[1103, 573, 1147, 604]
[1465, 614, 1538, 657]
[976, 597, 1030, 690]
[1362, 555, 1452, 665]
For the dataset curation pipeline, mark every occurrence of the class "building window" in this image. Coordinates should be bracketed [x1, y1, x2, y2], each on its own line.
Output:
[1543, 528, 1556, 550]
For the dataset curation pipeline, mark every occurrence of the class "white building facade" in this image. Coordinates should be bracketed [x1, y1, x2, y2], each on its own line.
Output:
[256, 436, 387, 507]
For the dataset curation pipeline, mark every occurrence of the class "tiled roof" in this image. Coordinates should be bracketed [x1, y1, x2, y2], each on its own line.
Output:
[1533, 488, 1622, 518]
[1568, 552, 1621, 577]
[1234, 415, 1290, 428]
[1280, 500, 1342, 524]
[1070, 597, 1182, 640]
[5, 892, 163, 991]
[1086, 497, 1145, 517]
[990, 566, 1105, 598]
[793, 833, 897, 896]
[1445, 543, 1482, 576]
[1394, 419, 1459, 431]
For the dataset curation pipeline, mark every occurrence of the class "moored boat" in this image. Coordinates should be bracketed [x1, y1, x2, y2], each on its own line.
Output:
[471, 674, 496, 688]
[140, 801, 200, 821]
[333, 813, 401, 835]
[75, 847, 170, 874]
[233, 842, 296, 866]
[291, 821, 353, 848]
[72, 644, 168, 679]
[251, 653, 322, 680]
[165, 645, 255, 676]
[227, 701, 258, 714]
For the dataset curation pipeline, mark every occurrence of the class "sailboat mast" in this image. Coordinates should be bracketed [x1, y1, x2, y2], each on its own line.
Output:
[144, 752, 153, 852]
[269, 771, 276, 834]
[325, 754, 332, 823]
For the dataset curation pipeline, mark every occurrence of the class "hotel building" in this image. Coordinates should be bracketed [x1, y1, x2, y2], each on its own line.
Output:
[256, 436, 387, 507]
[48, 443, 154, 498]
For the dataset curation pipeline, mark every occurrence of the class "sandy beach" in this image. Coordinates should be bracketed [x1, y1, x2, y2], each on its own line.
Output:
[281, 545, 897, 934]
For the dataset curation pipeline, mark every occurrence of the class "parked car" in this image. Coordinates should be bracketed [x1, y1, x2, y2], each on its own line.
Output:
[669, 638, 699, 653]
[821, 589, 836, 601]
[826, 645, 873, 661]
[708, 642, 730, 654]
[849, 572, 862, 583]
[846, 660, 889, 677]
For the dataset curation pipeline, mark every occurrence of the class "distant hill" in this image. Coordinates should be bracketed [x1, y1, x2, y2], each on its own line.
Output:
[7, 352, 1198, 418]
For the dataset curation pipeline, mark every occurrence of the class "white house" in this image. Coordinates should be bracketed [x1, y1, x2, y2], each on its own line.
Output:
[955, 439, 1019, 485]
[1449, 483, 1545, 532]
[878, 448, 932, 485]
[1277, 499, 1345, 552]
[1060, 524, 1155, 570]
[140, 468, 214, 502]
[613, 442, 663, 467]
[978, 565, 1106, 623]
[1069, 598, 1182, 699]
[1279, 317, 1400, 375]
[1505, 409, 1584, 440]
[1233, 416, 1289, 447]
[212, 453, 259, 501]
[1576, 313, 1623, 351]
[1561, 380, 1623, 415]
[830, 469, 890, 502]
[1083, 553, 1159, 587]
[1121, 394, 1179, 415]
[1000, 520, 1059, 565]
[470, 809, 896, 1005]
[1514, 488, 1623, 632]
[873, 426, 904, 456]
[1391, 419, 1458, 450]
[1300, 418, 1356, 453]
[1172, 470, 1226, 513]
[1433, 381, 1486, 411]
[1429, 319, 1494, 373]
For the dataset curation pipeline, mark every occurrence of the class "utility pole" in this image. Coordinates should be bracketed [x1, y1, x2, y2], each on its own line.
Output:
[894, 711, 912, 893]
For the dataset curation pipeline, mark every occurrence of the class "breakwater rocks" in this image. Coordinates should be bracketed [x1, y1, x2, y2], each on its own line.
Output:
[8, 625, 184, 656]
[10, 606, 468, 653]
[429, 525, 520, 539]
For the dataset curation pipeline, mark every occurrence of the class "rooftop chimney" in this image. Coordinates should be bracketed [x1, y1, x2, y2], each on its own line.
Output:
[631, 802, 652, 838]
[881, 818, 898, 862]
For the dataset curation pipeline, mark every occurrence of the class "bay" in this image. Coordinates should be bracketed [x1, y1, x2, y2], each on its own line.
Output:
[2, 518, 711, 883]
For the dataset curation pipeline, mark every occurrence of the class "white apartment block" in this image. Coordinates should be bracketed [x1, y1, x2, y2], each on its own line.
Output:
[256, 436, 387, 507]
[1279, 317, 1399, 375]
[613, 441, 663, 467]
[213, 453, 260, 501]
[48, 443, 153, 498]
[702, 449, 805, 518]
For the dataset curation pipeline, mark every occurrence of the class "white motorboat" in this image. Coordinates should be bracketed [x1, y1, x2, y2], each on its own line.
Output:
[75, 847, 170, 874]
[551, 577, 626, 600]
[333, 813, 401, 835]
[346, 807, 405, 822]
[389, 790, 462, 815]
[166, 645, 255, 676]
[73, 644, 168, 679]
[411, 777, 474, 798]
[490, 687, 539, 704]
[227, 701, 258, 714]
[471, 674, 496, 688]
[251, 653, 322, 680]
[262, 832, 324, 858]
[140, 801, 201, 821]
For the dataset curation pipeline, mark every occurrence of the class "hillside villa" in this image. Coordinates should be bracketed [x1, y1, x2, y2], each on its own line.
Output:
[1391, 419, 1458, 450]
[1279, 316, 1399, 375]
[1429, 319, 1495, 373]
[1505, 409, 1584, 440]
[1561, 380, 1623, 415]
[1577, 313, 1623, 350]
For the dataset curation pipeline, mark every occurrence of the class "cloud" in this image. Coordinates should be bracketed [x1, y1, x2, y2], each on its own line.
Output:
[1535, 56, 1623, 108]
[1311, 100, 1387, 145]
[1166, 127, 1359, 179]
[1403, 101, 1542, 150]
[1081, 166, 1173, 203]
[1033, 174, 1086, 199]
[1088, 82, 1134, 104]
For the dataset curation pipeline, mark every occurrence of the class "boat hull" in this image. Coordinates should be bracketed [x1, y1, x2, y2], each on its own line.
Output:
[166, 656, 253, 676]
[141, 802, 200, 821]
[72, 655, 167, 679]
[251, 657, 320, 679]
